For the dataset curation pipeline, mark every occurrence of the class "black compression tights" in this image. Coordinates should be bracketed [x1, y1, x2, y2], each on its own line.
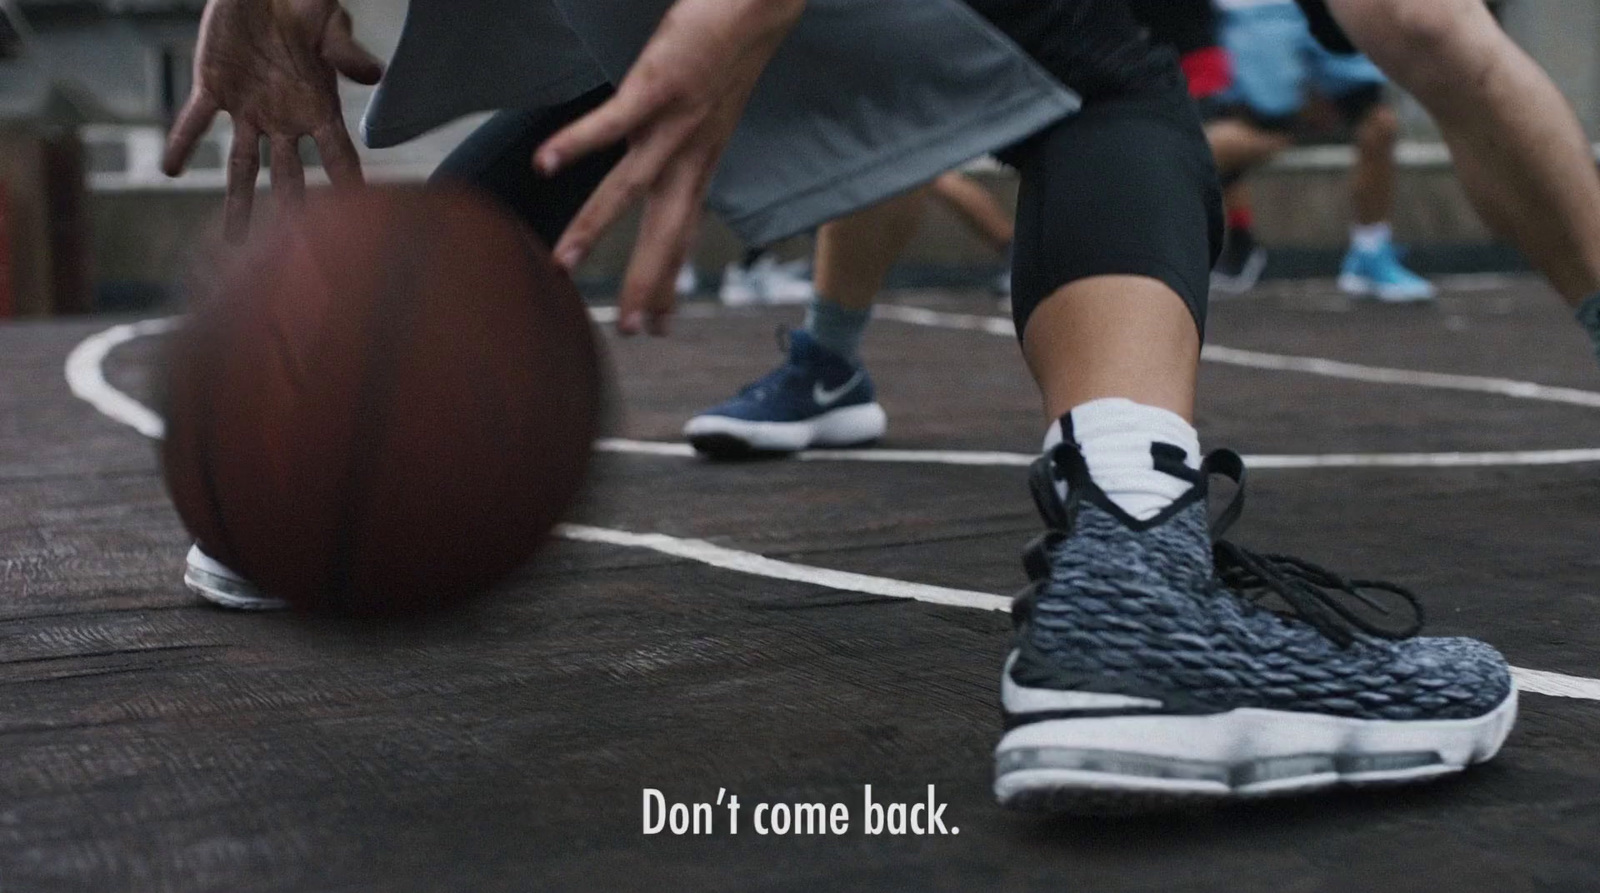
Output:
[429, 87, 621, 250]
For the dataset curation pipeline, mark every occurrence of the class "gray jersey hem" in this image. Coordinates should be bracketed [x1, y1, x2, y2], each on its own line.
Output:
[716, 88, 1078, 244]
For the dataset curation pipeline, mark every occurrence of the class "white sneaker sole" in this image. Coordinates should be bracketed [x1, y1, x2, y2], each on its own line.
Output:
[683, 402, 887, 457]
[184, 545, 288, 611]
[1338, 273, 1437, 303]
[994, 689, 1517, 813]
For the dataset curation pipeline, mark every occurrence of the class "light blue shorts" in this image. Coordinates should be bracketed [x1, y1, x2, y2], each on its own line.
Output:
[1219, 1, 1386, 122]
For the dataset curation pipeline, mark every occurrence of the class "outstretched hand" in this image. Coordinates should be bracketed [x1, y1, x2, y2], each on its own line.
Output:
[163, 0, 383, 241]
[536, 0, 806, 336]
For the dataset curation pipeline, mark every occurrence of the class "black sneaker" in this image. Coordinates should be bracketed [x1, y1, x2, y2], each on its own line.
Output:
[994, 441, 1517, 812]
[1211, 226, 1268, 295]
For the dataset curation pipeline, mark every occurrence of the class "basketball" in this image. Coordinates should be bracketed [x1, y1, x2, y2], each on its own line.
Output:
[160, 187, 602, 614]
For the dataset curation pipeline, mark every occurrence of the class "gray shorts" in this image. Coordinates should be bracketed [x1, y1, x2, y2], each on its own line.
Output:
[362, 0, 1078, 245]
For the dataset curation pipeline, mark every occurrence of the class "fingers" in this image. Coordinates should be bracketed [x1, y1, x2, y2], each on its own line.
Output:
[534, 79, 659, 175]
[270, 134, 306, 209]
[321, 8, 384, 85]
[163, 90, 219, 177]
[550, 154, 650, 273]
[617, 152, 708, 336]
[313, 115, 366, 188]
[223, 122, 262, 243]
[618, 212, 696, 337]
[552, 115, 694, 271]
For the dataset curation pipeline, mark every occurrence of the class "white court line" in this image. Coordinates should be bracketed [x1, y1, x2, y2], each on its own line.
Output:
[59, 317, 1600, 701]
[111, 315, 1600, 471]
[61, 316, 1600, 473]
[875, 303, 1600, 410]
[603, 438, 1600, 470]
[597, 438, 696, 458]
[559, 524, 1011, 612]
[64, 317, 181, 440]
[1202, 344, 1600, 410]
[561, 522, 1592, 702]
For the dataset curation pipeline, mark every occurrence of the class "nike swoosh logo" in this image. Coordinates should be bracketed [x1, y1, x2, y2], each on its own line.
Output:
[813, 370, 865, 407]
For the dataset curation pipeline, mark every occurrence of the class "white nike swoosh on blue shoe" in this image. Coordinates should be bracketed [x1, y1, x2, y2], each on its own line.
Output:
[813, 370, 865, 407]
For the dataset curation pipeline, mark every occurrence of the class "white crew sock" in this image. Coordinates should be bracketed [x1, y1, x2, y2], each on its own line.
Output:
[1042, 398, 1201, 520]
[1350, 222, 1393, 254]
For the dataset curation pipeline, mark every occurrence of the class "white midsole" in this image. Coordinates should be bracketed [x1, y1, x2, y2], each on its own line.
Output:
[1338, 272, 1436, 302]
[184, 545, 287, 611]
[683, 402, 887, 452]
[997, 689, 1517, 774]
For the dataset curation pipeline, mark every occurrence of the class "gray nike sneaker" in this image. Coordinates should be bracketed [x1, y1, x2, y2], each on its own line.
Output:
[995, 439, 1516, 813]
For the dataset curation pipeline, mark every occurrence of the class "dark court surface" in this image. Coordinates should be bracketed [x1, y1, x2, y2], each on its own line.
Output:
[4, 277, 1600, 891]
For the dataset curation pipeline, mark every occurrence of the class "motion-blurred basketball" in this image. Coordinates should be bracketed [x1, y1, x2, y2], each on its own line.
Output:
[161, 187, 602, 614]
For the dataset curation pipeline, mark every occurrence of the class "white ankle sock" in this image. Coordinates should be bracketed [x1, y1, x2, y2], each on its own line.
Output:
[1350, 222, 1392, 254]
[1042, 398, 1201, 520]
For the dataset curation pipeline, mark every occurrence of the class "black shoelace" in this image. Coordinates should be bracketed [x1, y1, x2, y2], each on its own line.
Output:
[1022, 445, 1424, 648]
[1200, 450, 1423, 647]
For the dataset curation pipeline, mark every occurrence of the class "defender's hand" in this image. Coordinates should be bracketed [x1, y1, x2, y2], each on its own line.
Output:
[536, 0, 805, 336]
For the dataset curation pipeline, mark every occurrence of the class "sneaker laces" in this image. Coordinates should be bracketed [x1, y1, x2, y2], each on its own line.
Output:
[1201, 450, 1423, 647]
[734, 328, 798, 399]
[1018, 445, 1423, 648]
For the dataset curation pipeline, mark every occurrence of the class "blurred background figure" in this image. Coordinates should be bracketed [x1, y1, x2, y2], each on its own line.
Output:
[713, 244, 815, 307]
[675, 169, 1013, 309]
[929, 170, 1014, 302]
[1207, 0, 1432, 301]
[674, 241, 816, 307]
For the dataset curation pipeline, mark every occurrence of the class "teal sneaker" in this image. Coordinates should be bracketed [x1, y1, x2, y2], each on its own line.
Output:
[1338, 242, 1436, 303]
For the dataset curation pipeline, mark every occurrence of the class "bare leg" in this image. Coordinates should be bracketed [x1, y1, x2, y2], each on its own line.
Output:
[929, 171, 1014, 254]
[1205, 118, 1294, 179]
[812, 187, 928, 311]
[1022, 276, 1200, 422]
[1350, 103, 1398, 226]
[1330, 0, 1600, 303]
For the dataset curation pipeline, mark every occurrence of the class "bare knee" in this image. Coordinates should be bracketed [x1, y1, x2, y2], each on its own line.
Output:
[1355, 104, 1399, 152]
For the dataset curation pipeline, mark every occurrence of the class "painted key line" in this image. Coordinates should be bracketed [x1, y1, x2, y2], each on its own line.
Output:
[67, 315, 1600, 470]
[561, 523, 1600, 703]
[873, 303, 1600, 410]
[61, 316, 1600, 702]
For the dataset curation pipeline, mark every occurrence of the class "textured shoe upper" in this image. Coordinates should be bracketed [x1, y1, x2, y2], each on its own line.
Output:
[694, 329, 874, 423]
[1011, 444, 1512, 723]
[1342, 243, 1433, 292]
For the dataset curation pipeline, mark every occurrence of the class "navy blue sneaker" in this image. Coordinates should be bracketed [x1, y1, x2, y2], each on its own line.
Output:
[683, 329, 887, 457]
[995, 440, 1516, 812]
